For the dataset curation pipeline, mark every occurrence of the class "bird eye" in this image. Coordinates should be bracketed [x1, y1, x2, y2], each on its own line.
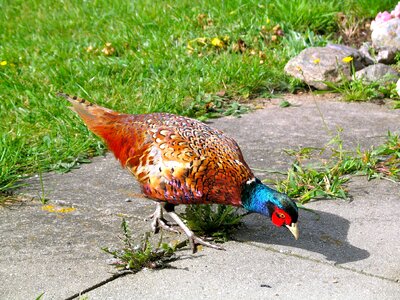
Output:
[275, 212, 285, 219]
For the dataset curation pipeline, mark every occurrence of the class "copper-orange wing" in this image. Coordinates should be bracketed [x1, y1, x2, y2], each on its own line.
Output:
[113, 113, 254, 206]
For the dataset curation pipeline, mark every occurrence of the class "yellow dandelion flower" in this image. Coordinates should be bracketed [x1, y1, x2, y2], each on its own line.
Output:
[211, 37, 224, 48]
[342, 56, 353, 63]
[0, 61, 7, 66]
[313, 58, 321, 64]
[266, 18, 271, 24]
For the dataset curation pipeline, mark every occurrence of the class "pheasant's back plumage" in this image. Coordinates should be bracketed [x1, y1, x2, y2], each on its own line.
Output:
[59, 93, 254, 206]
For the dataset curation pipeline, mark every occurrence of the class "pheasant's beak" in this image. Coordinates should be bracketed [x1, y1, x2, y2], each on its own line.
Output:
[286, 222, 299, 240]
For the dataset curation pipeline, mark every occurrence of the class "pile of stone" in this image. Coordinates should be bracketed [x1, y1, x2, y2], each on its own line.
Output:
[284, 5, 400, 94]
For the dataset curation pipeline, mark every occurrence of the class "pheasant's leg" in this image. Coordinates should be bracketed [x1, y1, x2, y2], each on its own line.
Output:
[164, 204, 225, 253]
[149, 202, 179, 234]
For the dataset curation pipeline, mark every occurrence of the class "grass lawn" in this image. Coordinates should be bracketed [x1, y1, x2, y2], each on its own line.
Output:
[0, 0, 398, 194]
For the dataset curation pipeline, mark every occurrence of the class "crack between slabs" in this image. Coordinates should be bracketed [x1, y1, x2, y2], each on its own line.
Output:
[63, 236, 399, 299]
[63, 270, 133, 300]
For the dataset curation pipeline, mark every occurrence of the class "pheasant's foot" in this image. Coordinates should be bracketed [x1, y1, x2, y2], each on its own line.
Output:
[152, 217, 179, 234]
[149, 203, 179, 234]
[145, 202, 161, 222]
[187, 234, 225, 253]
[166, 209, 225, 253]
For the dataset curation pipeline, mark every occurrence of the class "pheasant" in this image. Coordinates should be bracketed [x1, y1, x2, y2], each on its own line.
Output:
[58, 93, 299, 251]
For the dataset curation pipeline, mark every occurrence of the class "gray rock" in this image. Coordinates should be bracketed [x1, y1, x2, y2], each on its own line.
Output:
[371, 18, 400, 51]
[359, 42, 397, 65]
[284, 44, 364, 90]
[376, 47, 398, 64]
[358, 42, 375, 65]
[355, 63, 399, 84]
[325, 43, 360, 55]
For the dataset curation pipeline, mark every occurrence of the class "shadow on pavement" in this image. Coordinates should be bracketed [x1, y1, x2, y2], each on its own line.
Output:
[234, 208, 370, 265]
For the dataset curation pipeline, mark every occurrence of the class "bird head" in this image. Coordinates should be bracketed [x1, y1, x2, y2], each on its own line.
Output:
[241, 178, 299, 240]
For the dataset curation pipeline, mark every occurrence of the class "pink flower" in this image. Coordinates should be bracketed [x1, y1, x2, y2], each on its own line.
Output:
[376, 11, 393, 22]
[391, 2, 400, 18]
[371, 11, 393, 30]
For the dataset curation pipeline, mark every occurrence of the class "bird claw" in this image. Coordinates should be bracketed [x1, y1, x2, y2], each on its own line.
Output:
[151, 217, 179, 234]
[148, 203, 225, 253]
[148, 203, 179, 234]
[188, 235, 225, 253]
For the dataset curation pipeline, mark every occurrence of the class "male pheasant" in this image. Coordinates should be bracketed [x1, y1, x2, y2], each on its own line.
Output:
[58, 93, 299, 251]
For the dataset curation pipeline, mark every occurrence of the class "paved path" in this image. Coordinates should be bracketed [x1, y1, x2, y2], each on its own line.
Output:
[1, 95, 399, 299]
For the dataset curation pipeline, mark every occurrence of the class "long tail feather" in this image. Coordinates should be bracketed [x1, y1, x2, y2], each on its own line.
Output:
[57, 92, 132, 166]
[57, 92, 116, 124]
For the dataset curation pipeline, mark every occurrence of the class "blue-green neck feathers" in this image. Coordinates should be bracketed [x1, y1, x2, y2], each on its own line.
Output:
[241, 178, 298, 220]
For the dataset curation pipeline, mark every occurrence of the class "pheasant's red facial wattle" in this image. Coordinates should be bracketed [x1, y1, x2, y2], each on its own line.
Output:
[271, 207, 292, 227]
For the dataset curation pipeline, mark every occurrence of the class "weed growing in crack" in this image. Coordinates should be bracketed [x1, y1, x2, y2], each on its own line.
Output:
[266, 130, 400, 203]
[102, 219, 184, 272]
[180, 205, 243, 243]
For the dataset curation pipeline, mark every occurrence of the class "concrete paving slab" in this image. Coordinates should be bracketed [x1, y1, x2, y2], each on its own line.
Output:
[0, 157, 159, 300]
[235, 176, 400, 281]
[211, 94, 400, 170]
[87, 242, 400, 300]
[1, 95, 399, 299]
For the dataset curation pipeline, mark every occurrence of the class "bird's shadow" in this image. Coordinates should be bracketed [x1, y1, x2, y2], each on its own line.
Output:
[234, 208, 370, 265]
